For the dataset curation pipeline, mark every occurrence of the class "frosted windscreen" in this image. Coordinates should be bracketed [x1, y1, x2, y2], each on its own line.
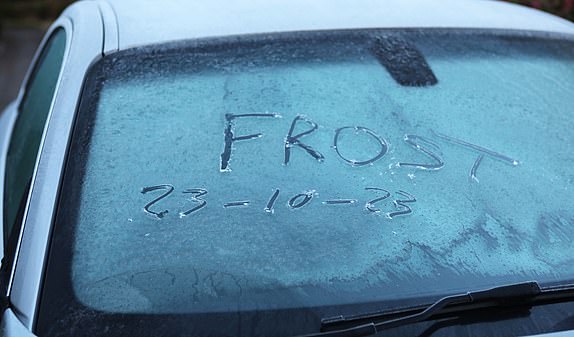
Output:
[66, 31, 574, 313]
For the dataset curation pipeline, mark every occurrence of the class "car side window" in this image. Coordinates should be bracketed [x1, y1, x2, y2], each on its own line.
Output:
[3, 28, 66, 254]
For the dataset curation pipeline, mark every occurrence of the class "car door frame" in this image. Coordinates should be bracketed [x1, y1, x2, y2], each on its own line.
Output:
[0, 23, 71, 337]
[0, 17, 70, 263]
[0, 1, 106, 334]
[0, 16, 73, 336]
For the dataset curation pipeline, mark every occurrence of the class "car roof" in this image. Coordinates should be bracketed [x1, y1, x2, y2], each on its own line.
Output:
[93, 0, 574, 51]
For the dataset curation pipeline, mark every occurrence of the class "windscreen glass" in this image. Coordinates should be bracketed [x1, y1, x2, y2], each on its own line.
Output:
[39, 29, 574, 336]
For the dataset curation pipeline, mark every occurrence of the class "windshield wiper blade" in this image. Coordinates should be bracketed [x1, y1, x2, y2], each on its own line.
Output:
[298, 281, 542, 337]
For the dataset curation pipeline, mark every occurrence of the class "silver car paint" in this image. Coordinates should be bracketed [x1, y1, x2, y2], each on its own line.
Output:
[1, 309, 35, 337]
[5, 1, 103, 331]
[105, 0, 574, 50]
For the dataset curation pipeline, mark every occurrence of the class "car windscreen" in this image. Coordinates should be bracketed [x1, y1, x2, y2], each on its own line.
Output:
[38, 29, 574, 336]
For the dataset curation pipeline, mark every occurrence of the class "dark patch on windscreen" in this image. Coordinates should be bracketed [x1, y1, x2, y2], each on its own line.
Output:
[372, 36, 438, 86]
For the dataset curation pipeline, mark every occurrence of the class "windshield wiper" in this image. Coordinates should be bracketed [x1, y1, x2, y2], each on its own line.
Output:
[298, 281, 544, 337]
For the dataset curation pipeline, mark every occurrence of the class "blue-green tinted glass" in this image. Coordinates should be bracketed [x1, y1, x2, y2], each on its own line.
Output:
[4, 28, 66, 249]
[63, 31, 574, 314]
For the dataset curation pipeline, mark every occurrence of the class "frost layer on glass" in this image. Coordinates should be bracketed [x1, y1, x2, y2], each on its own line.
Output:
[69, 31, 574, 313]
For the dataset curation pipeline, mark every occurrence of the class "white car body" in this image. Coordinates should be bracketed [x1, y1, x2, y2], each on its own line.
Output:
[1, 0, 574, 336]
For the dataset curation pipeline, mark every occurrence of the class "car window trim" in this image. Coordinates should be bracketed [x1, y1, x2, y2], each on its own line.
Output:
[2, 26, 67, 256]
[7, 2, 106, 330]
[3, 20, 71, 326]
